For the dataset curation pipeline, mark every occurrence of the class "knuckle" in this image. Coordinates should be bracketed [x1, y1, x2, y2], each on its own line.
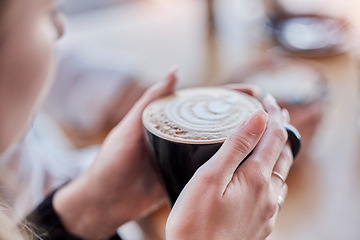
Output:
[228, 133, 254, 156]
[247, 163, 269, 192]
[283, 145, 294, 163]
[197, 167, 218, 186]
[262, 196, 278, 221]
[272, 124, 288, 144]
[263, 221, 275, 238]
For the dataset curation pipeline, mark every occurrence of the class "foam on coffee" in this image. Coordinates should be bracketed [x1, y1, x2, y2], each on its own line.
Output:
[142, 87, 263, 144]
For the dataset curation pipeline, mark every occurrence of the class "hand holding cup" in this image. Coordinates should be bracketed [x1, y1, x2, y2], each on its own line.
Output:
[166, 94, 296, 240]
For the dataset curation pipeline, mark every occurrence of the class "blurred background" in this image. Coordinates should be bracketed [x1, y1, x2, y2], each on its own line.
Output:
[1, 0, 360, 239]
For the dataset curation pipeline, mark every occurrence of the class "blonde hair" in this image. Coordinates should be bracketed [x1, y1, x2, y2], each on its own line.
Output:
[0, 197, 29, 240]
[0, 214, 23, 240]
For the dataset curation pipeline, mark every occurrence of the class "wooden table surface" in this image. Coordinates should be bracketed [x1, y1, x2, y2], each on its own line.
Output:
[269, 53, 360, 240]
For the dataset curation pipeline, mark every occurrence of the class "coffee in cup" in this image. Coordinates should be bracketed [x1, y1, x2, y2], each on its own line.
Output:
[142, 87, 264, 205]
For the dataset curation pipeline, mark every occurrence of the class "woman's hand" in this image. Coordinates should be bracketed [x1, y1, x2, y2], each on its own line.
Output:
[166, 94, 293, 240]
[53, 70, 177, 239]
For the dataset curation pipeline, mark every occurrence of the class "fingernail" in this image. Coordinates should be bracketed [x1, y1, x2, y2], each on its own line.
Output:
[281, 108, 290, 122]
[168, 65, 179, 77]
[264, 94, 277, 105]
[240, 109, 269, 134]
[169, 64, 179, 73]
[164, 66, 179, 84]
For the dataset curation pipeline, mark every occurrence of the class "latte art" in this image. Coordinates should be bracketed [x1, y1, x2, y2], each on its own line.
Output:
[143, 87, 263, 143]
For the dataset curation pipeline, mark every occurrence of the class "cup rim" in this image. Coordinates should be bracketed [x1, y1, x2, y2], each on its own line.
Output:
[143, 125, 226, 145]
[142, 87, 262, 145]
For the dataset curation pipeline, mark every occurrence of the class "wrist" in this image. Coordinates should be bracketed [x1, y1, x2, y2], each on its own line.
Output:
[53, 176, 119, 240]
[26, 183, 83, 240]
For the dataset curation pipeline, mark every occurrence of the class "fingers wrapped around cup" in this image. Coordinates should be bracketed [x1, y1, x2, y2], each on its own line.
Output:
[142, 87, 300, 206]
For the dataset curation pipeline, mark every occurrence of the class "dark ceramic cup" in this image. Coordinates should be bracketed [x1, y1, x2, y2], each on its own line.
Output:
[142, 87, 300, 206]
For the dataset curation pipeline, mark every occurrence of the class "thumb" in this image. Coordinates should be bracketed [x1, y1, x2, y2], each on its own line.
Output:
[206, 109, 268, 186]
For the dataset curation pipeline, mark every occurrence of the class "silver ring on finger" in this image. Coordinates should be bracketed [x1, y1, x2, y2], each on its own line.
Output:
[272, 171, 286, 186]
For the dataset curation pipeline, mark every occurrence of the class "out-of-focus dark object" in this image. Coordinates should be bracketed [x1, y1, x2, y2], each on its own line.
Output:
[266, 14, 351, 57]
[230, 56, 327, 165]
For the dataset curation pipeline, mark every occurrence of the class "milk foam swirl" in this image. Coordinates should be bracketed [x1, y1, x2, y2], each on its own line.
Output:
[143, 87, 263, 143]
